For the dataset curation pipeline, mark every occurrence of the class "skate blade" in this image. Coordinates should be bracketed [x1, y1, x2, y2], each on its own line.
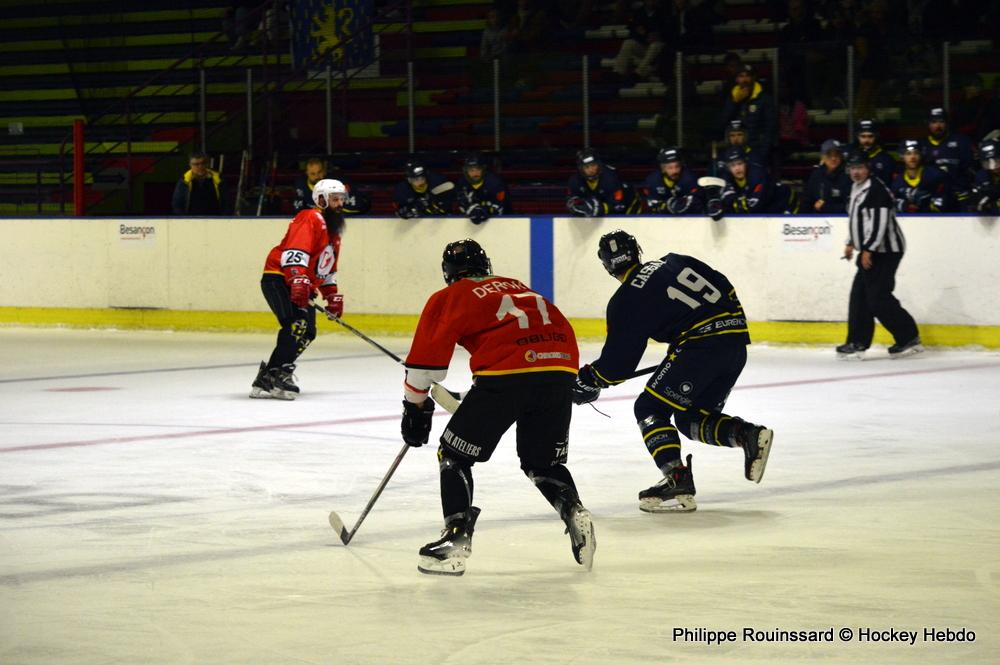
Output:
[836, 351, 865, 361]
[889, 345, 924, 359]
[639, 494, 697, 513]
[417, 556, 466, 576]
[569, 509, 596, 572]
[269, 388, 297, 401]
[748, 429, 774, 484]
[248, 387, 273, 399]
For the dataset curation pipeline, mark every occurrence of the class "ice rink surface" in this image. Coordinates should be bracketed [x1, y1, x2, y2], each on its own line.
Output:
[1, 326, 998, 665]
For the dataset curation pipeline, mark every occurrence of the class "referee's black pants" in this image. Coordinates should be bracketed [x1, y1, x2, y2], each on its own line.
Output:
[846, 252, 919, 348]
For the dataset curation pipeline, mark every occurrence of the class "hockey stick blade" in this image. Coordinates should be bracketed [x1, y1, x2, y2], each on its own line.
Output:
[430, 383, 461, 412]
[697, 176, 726, 188]
[315, 305, 461, 414]
[328, 511, 352, 544]
[430, 181, 455, 195]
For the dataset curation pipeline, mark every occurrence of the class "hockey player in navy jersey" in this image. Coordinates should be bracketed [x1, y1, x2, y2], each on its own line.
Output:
[918, 107, 975, 206]
[566, 148, 641, 217]
[640, 147, 704, 214]
[394, 161, 454, 219]
[851, 119, 897, 185]
[573, 230, 774, 512]
[970, 138, 1000, 214]
[718, 147, 798, 215]
[454, 153, 510, 224]
[890, 140, 953, 213]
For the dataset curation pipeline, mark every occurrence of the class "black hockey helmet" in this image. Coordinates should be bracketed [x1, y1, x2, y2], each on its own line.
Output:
[576, 148, 601, 180]
[597, 230, 642, 277]
[856, 119, 877, 136]
[844, 149, 869, 168]
[900, 139, 922, 156]
[980, 138, 999, 170]
[928, 107, 948, 123]
[463, 152, 486, 182]
[722, 145, 748, 164]
[442, 239, 492, 285]
[405, 160, 426, 180]
[726, 119, 746, 135]
[657, 147, 682, 165]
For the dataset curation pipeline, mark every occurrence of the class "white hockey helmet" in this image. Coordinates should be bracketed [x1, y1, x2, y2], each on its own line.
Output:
[313, 178, 347, 209]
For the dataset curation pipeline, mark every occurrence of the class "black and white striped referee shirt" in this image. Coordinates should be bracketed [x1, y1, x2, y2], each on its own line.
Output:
[847, 176, 906, 253]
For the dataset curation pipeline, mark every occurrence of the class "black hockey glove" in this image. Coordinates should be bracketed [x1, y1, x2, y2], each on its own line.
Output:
[401, 399, 435, 447]
[567, 196, 600, 217]
[465, 203, 490, 224]
[666, 195, 693, 215]
[572, 365, 604, 405]
[396, 204, 420, 219]
[706, 198, 725, 221]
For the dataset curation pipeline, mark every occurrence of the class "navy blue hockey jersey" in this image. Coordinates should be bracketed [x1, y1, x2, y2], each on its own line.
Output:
[591, 254, 750, 384]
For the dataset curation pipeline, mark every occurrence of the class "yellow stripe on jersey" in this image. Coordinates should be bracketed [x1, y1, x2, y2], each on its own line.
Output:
[474, 365, 578, 377]
[592, 365, 626, 385]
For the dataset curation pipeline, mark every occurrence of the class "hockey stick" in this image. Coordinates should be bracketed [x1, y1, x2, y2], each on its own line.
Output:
[430, 181, 455, 195]
[313, 304, 461, 413]
[697, 176, 726, 189]
[328, 442, 409, 545]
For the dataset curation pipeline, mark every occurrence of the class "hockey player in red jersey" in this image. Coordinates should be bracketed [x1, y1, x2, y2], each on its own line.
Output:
[250, 179, 346, 400]
[401, 239, 595, 576]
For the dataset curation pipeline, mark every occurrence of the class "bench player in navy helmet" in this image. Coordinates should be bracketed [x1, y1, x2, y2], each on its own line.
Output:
[640, 147, 704, 214]
[566, 148, 641, 217]
[455, 153, 510, 224]
[969, 138, 1000, 214]
[573, 230, 774, 512]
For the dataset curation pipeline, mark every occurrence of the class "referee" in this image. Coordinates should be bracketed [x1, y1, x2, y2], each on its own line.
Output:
[836, 151, 922, 359]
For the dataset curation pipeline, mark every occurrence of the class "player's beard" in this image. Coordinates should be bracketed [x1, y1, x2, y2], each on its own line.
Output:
[323, 207, 345, 237]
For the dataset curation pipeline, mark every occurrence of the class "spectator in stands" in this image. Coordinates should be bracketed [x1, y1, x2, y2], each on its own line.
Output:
[890, 140, 954, 213]
[566, 148, 641, 216]
[777, 82, 810, 155]
[720, 52, 744, 103]
[640, 147, 704, 214]
[778, 0, 824, 107]
[172, 151, 226, 215]
[455, 153, 510, 224]
[717, 146, 798, 215]
[294, 158, 370, 215]
[951, 76, 1000, 146]
[224, 0, 256, 51]
[394, 161, 454, 219]
[612, 0, 667, 82]
[506, 0, 550, 87]
[851, 119, 897, 185]
[853, 1, 899, 119]
[480, 8, 508, 63]
[722, 64, 777, 168]
[969, 138, 1000, 214]
[918, 107, 976, 207]
[802, 139, 852, 214]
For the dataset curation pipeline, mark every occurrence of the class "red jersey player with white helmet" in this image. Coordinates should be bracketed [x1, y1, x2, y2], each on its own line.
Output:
[250, 179, 347, 400]
[400, 239, 596, 576]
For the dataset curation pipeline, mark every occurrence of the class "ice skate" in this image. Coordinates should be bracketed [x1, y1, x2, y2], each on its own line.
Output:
[248, 361, 273, 399]
[268, 363, 299, 400]
[888, 337, 923, 359]
[835, 342, 867, 360]
[418, 507, 480, 576]
[639, 454, 697, 513]
[734, 421, 774, 483]
[561, 502, 596, 571]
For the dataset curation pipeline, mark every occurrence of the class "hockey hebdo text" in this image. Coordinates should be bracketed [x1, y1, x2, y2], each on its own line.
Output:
[672, 626, 976, 646]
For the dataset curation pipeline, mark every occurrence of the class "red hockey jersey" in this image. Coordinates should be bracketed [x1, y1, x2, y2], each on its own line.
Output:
[404, 275, 579, 401]
[263, 209, 340, 291]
